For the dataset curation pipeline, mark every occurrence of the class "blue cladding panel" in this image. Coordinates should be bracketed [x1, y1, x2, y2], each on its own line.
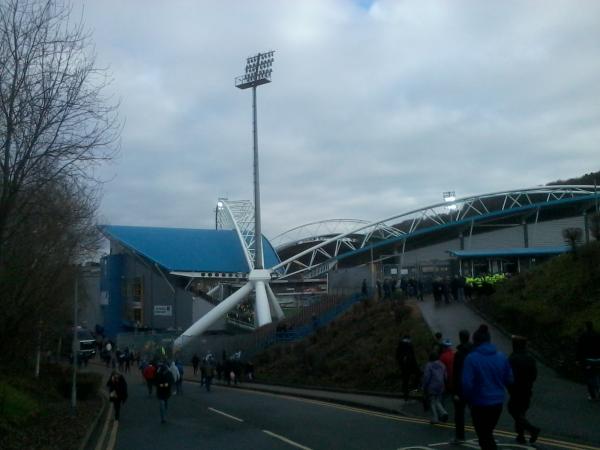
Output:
[449, 246, 570, 258]
[100, 225, 280, 273]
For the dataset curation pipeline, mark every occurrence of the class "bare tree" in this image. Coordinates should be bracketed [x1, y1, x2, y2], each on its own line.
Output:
[0, 0, 120, 365]
[0, 0, 120, 264]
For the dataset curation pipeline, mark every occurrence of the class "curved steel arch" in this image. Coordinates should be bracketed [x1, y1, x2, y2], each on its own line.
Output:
[271, 186, 599, 279]
[272, 219, 370, 249]
[216, 198, 257, 271]
[271, 219, 370, 249]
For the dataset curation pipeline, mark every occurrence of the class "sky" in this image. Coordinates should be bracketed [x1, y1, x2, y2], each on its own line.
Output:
[80, 0, 600, 239]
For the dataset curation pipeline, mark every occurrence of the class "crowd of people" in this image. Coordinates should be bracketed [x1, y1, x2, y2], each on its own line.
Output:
[398, 326, 538, 448]
[397, 320, 600, 449]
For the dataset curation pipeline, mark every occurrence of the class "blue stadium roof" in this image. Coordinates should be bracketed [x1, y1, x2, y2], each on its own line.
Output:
[100, 225, 280, 273]
[448, 246, 570, 259]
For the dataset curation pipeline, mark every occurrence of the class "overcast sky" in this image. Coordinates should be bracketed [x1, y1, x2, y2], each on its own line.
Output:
[82, 0, 600, 239]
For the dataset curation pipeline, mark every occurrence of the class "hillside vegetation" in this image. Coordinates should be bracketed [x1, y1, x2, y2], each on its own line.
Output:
[473, 241, 600, 378]
[255, 300, 433, 392]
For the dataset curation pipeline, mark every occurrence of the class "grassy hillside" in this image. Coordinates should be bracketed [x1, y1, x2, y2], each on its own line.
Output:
[255, 300, 434, 392]
[472, 241, 600, 378]
[0, 367, 103, 450]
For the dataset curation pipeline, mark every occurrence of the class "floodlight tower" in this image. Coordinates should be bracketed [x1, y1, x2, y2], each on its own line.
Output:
[172, 52, 281, 352]
[235, 51, 274, 270]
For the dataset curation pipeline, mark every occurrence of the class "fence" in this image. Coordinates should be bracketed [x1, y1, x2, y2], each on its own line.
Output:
[117, 290, 365, 362]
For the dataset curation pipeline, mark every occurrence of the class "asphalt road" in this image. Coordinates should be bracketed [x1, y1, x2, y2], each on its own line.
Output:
[109, 375, 597, 450]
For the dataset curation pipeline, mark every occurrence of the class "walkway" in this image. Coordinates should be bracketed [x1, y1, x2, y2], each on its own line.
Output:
[416, 297, 600, 446]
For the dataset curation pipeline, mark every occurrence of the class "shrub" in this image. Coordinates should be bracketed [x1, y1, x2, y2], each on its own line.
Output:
[56, 370, 102, 400]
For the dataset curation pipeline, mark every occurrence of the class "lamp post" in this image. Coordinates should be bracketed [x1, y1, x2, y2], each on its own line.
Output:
[71, 272, 78, 413]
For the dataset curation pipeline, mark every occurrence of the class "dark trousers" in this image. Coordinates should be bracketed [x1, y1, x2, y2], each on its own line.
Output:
[112, 399, 121, 420]
[470, 404, 503, 450]
[508, 396, 538, 438]
[400, 369, 413, 400]
[453, 397, 467, 440]
[146, 379, 153, 396]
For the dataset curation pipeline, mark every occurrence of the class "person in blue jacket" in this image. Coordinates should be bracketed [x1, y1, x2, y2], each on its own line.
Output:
[462, 324, 513, 450]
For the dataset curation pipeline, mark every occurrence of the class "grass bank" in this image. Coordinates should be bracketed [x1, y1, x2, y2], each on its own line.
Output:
[472, 241, 600, 379]
[0, 365, 103, 450]
[255, 299, 433, 392]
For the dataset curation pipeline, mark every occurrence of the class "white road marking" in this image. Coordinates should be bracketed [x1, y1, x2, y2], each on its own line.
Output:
[94, 403, 113, 450]
[208, 407, 244, 422]
[262, 430, 313, 450]
[106, 420, 119, 450]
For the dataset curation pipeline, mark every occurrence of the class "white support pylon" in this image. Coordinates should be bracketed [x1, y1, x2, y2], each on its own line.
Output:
[266, 283, 285, 320]
[173, 269, 282, 352]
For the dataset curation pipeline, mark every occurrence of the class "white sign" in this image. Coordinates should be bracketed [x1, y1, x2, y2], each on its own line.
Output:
[400, 269, 409, 275]
[154, 305, 172, 316]
[390, 268, 398, 275]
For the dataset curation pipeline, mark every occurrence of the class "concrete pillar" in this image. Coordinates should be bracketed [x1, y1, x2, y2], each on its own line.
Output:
[522, 219, 529, 248]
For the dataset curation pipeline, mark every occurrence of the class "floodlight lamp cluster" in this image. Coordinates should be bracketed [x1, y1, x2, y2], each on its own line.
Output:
[236, 51, 275, 89]
[443, 191, 456, 202]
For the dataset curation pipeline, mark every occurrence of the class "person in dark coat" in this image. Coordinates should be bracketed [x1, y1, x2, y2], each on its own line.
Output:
[450, 329, 472, 444]
[361, 279, 368, 297]
[507, 336, 540, 444]
[192, 354, 200, 376]
[155, 362, 174, 423]
[396, 335, 419, 401]
[106, 371, 128, 421]
[576, 321, 600, 401]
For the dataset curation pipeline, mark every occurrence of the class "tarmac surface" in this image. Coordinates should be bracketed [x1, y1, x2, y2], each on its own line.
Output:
[88, 297, 600, 450]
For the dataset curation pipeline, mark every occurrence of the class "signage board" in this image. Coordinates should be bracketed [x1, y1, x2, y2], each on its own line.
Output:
[154, 305, 172, 316]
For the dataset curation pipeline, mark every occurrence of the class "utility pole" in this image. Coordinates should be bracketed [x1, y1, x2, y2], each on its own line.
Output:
[71, 274, 78, 414]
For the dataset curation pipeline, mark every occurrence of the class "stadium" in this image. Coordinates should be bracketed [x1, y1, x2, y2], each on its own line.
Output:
[93, 185, 599, 339]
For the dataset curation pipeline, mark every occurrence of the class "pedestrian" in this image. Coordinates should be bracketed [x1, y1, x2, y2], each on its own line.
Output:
[106, 371, 128, 421]
[175, 360, 184, 394]
[361, 279, 368, 297]
[433, 332, 443, 356]
[169, 360, 181, 395]
[142, 362, 157, 396]
[416, 279, 424, 302]
[423, 352, 449, 424]
[507, 335, 540, 445]
[576, 321, 600, 401]
[192, 354, 200, 376]
[439, 339, 455, 390]
[396, 335, 419, 401]
[383, 279, 391, 299]
[203, 353, 215, 392]
[450, 330, 471, 445]
[462, 324, 513, 450]
[376, 280, 382, 300]
[155, 362, 174, 423]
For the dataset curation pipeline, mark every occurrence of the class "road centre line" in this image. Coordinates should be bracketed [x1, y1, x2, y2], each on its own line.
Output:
[208, 407, 244, 423]
[232, 388, 600, 450]
[263, 430, 313, 450]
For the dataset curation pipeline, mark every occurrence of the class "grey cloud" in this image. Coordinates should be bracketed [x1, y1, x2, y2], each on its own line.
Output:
[83, 0, 600, 239]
